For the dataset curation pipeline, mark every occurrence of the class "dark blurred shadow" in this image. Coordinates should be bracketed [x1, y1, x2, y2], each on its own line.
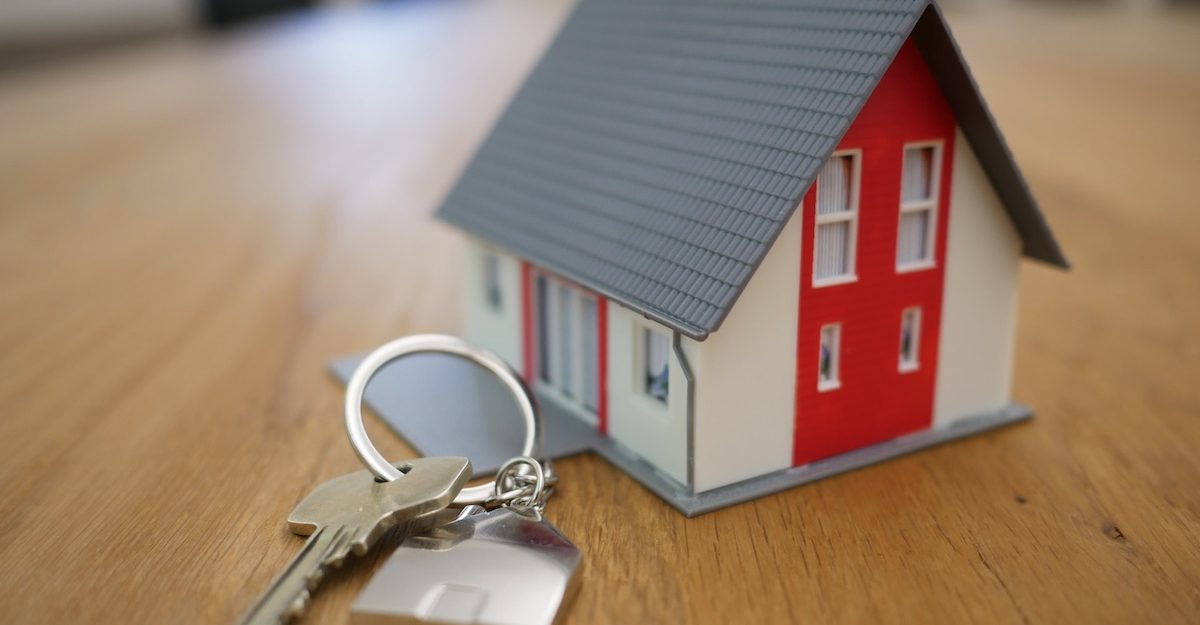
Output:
[0, 0, 322, 77]
[1013, 0, 1117, 6]
[201, 0, 318, 29]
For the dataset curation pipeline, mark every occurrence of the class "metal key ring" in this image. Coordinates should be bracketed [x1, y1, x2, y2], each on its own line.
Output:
[343, 334, 541, 506]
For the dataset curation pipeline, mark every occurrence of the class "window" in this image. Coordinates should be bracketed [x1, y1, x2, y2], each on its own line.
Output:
[899, 307, 921, 372]
[818, 324, 841, 390]
[580, 296, 599, 411]
[531, 271, 601, 417]
[643, 327, 669, 404]
[535, 275, 551, 383]
[897, 144, 940, 269]
[556, 282, 574, 397]
[814, 153, 859, 284]
[483, 252, 502, 310]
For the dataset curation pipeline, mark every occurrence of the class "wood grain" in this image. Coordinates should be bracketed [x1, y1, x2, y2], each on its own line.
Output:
[1, 2, 1198, 623]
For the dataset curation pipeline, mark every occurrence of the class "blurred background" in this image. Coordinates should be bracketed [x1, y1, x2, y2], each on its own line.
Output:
[2, 0, 1198, 74]
[0, 1, 1198, 623]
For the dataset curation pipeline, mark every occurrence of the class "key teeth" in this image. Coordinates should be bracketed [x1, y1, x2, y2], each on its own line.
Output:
[324, 526, 354, 568]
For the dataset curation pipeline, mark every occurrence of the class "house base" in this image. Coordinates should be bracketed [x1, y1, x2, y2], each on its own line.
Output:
[613, 404, 1032, 517]
[330, 355, 1030, 516]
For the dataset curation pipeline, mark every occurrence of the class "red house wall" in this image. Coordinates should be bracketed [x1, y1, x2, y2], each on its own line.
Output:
[793, 40, 957, 465]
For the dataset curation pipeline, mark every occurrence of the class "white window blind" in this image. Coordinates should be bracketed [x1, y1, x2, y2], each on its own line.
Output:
[897, 145, 939, 268]
[817, 156, 852, 216]
[902, 147, 933, 202]
[815, 154, 858, 283]
[898, 211, 931, 264]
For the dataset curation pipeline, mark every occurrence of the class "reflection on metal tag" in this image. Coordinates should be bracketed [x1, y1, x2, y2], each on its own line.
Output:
[351, 506, 582, 625]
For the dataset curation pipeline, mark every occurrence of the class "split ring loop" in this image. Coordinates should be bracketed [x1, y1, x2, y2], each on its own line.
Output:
[343, 334, 542, 506]
[494, 455, 548, 509]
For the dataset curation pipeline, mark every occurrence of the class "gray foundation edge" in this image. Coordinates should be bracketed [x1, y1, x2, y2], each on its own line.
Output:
[329, 355, 1030, 517]
[585, 404, 1032, 518]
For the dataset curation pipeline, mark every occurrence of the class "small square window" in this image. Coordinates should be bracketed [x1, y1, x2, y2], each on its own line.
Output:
[643, 328, 669, 403]
[899, 308, 921, 371]
[818, 324, 841, 390]
[483, 253, 502, 311]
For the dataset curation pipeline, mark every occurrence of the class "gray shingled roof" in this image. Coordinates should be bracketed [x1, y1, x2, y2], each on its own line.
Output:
[436, 0, 1067, 339]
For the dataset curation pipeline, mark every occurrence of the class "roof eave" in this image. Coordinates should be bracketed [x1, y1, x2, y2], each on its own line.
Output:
[913, 3, 1070, 269]
[446, 227, 713, 340]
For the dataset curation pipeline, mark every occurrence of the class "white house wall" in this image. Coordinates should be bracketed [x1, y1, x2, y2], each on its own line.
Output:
[934, 129, 1022, 426]
[605, 307, 691, 486]
[691, 212, 802, 493]
[463, 240, 522, 369]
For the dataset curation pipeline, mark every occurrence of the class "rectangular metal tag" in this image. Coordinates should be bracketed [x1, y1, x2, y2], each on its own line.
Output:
[352, 507, 581, 625]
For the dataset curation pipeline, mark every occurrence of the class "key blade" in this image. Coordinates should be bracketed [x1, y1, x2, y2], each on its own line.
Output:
[235, 525, 348, 625]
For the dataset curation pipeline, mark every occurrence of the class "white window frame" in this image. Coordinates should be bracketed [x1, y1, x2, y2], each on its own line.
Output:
[813, 150, 861, 287]
[534, 274, 551, 384]
[531, 270, 600, 423]
[899, 307, 921, 372]
[552, 280, 575, 399]
[896, 141, 942, 272]
[636, 322, 671, 409]
[817, 323, 842, 391]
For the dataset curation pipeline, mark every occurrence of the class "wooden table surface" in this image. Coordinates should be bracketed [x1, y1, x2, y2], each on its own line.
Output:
[2, 2, 1198, 623]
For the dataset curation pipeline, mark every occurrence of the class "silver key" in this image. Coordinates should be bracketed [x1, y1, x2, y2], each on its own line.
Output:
[235, 456, 472, 625]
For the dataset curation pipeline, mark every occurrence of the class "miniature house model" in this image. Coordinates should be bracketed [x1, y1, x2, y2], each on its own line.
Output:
[437, 0, 1066, 511]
